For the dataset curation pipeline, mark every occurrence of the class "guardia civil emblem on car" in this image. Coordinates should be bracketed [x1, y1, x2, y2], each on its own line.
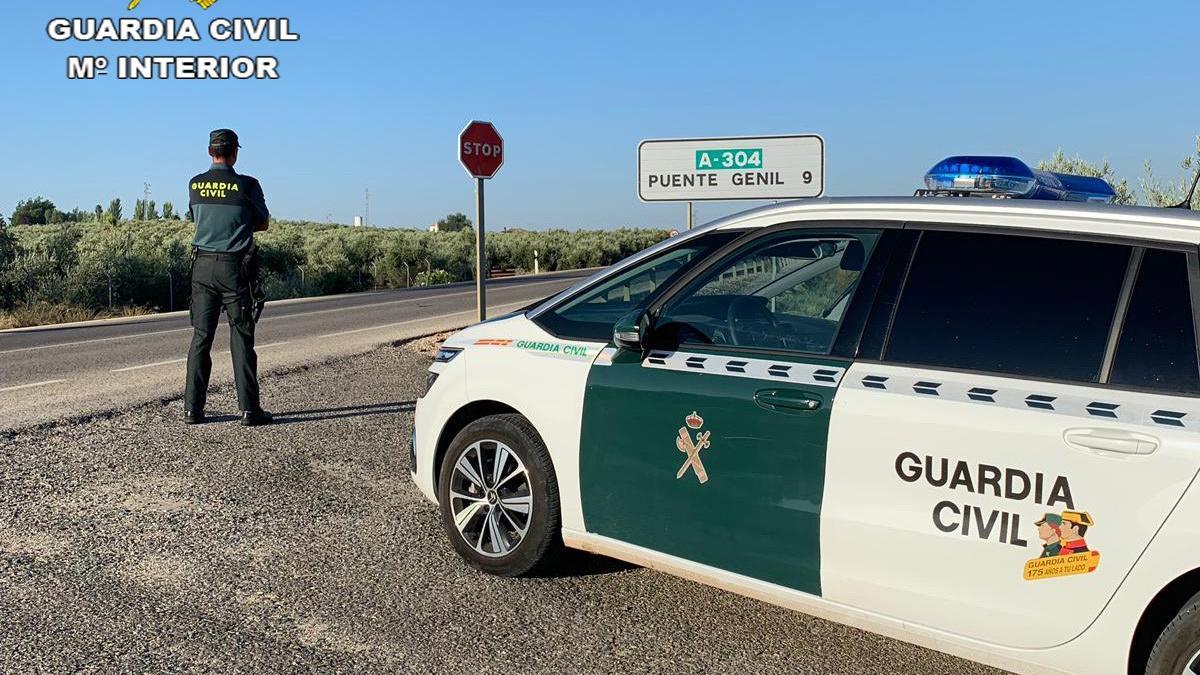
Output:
[675, 411, 712, 484]
[1024, 510, 1100, 581]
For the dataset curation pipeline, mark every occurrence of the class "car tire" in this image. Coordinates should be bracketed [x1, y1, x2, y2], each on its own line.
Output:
[1145, 591, 1200, 675]
[437, 413, 562, 577]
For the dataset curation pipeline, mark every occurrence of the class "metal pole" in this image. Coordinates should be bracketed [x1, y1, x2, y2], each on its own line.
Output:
[686, 201, 693, 230]
[475, 177, 487, 322]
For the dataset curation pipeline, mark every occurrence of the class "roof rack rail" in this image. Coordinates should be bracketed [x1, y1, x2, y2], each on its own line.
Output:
[913, 189, 1015, 199]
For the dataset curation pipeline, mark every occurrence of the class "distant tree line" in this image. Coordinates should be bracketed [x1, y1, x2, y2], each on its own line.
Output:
[0, 203, 669, 327]
[11, 196, 186, 227]
[6, 140, 1197, 328]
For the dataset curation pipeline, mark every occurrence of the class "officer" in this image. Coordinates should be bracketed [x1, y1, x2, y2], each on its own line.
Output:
[1033, 513, 1063, 558]
[184, 129, 273, 426]
[1057, 511, 1094, 555]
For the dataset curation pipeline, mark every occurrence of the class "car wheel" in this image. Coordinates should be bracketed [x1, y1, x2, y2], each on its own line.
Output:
[437, 413, 561, 577]
[1146, 592, 1200, 675]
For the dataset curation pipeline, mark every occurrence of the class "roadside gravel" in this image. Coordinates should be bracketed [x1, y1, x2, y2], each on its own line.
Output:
[0, 337, 1007, 674]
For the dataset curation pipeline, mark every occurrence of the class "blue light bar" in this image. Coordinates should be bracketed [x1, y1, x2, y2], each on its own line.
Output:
[921, 155, 1116, 203]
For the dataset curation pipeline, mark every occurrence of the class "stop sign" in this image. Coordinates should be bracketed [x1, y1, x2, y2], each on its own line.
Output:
[459, 121, 504, 179]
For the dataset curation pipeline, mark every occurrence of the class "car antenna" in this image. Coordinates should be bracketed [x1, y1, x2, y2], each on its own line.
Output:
[1172, 165, 1200, 209]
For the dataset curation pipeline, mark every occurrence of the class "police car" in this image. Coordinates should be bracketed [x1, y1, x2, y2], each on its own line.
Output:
[412, 156, 1200, 675]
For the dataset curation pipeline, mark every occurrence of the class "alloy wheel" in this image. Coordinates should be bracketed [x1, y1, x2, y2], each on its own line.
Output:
[1185, 648, 1200, 675]
[448, 439, 533, 558]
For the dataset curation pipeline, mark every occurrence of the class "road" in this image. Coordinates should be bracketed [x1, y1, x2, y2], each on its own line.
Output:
[0, 270, 592, 430]
[0, 336, 1005, 674]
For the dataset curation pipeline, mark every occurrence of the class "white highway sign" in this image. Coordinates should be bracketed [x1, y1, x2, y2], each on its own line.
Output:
[638, 134, 824, 202]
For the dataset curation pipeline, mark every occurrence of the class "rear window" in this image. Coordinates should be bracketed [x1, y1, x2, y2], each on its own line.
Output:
[1109, 249, 1200, 394]
[884, 230, 1130, 383]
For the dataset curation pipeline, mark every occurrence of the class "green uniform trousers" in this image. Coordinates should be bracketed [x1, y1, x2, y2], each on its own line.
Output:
[184, 251, 261, 413]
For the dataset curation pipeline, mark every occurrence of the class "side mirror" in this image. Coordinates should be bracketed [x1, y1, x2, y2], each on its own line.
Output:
[613, 310, 649, 351]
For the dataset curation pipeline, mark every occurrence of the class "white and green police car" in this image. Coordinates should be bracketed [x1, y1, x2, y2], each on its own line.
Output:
[412, 157, 1200, 675]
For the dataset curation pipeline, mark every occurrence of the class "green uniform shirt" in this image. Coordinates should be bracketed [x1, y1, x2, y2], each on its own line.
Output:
[188, 163, 269, 253]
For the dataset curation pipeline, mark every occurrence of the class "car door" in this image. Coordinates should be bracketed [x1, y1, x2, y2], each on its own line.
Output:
[823, 227, 1200, 649]
[578, 224, 893, 594]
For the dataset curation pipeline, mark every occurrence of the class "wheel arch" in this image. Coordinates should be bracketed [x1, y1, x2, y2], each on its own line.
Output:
[433, 400, 547, 500]
[1128, 566, 1200, 675]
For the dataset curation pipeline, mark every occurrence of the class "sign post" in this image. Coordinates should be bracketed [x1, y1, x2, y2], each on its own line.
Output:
[638, 134, 824, 203]
[475, 176, 485, 318]
[458, 121, 504, 321]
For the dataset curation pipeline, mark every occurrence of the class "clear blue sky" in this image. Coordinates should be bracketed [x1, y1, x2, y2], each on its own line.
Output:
[1, 0, 1197, 229]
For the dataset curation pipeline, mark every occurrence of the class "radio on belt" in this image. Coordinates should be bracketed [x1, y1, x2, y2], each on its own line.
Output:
[916, 155, 1117, 203]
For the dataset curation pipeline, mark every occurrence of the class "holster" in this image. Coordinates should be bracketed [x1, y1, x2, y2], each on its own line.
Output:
[240, 244, 266, 323]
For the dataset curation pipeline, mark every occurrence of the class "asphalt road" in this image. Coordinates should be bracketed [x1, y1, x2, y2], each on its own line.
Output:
[0, 337, 1007, 674]
[0, 270, 592, 430]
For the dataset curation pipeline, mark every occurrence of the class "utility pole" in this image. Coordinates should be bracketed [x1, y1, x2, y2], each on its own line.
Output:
[144, 182, 151, 220]
[686, 201, 693, 230]
[364, 188, 370, 227]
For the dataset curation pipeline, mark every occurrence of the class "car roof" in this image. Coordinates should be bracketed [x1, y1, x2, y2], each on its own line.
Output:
[705, 196, 1200, 245]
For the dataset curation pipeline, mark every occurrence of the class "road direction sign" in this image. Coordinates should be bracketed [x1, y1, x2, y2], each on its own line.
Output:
[638, 134, 824, 202]
[459, 121, 505, 179]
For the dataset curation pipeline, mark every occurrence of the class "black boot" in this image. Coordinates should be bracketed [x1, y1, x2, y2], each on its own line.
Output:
[240, 409, 274, 427]
[184, 410, 206, 425]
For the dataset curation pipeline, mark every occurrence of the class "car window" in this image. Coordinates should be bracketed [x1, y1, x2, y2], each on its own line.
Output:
[884, 230, 1131, 382]
[533, 230, 740, 341]
[1109, 249, 1200, 394]
[654, 231, 879, 354]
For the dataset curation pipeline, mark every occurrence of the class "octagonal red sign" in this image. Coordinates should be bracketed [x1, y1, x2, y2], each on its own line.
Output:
[459, 121, 504, 179]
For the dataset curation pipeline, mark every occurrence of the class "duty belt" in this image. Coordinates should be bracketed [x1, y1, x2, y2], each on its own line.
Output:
[191, 246, 267, 323]
[192, 248, 246, 259]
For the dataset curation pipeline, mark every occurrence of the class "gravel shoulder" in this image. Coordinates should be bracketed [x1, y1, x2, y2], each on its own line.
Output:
[0, 339, 1007, 674]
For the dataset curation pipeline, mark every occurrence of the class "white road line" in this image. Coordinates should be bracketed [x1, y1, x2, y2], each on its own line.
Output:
[252, 280, 567, 323]
[317, 302, 529, 339]
[215, 341, 291, 355]
[110, 342, 292, 372]
[0, 379, 67, 393]
[0, 280, 570, 355]
[110, 358, 188, 373]
[1, 327, 194, 355]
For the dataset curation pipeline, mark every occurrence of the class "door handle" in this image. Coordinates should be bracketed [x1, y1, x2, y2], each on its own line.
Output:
[754, 389, 823, 413]
[1063, 428, 1159, 455]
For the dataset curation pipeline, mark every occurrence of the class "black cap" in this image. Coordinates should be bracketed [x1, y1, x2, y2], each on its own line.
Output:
[209, 129, 241, 148]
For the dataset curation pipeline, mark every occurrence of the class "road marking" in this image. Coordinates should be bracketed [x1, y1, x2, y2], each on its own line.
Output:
[317, 302, 529, 338]
[215, 341, 291, 355]
[255, 279, 569, 323]
[0, 279, 572, 355]
[0, 379, 67, 393]
[1, 327, 194, 355]
[110, 342, 292, 372]
[110, 358, 188, 373]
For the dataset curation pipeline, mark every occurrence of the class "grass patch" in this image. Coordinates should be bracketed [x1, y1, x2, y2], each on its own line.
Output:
[0, 302, 155, 330]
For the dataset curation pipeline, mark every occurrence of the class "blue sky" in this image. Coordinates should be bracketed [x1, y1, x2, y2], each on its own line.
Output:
[1, 1, 1197, 229]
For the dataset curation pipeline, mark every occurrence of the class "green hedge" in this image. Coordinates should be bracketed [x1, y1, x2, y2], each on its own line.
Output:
[0, 219, 669, 314]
